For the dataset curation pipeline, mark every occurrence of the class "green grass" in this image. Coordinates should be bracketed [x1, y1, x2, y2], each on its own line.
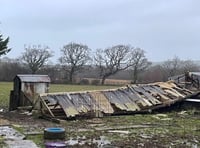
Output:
[50, 84, 117, 93]
[0, 82, 118, 109]
[0, 82, 13, 109]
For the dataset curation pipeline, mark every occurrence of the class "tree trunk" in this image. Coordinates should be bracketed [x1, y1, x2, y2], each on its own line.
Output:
[133, 68, 138, 84]
[68, 67, 75, 84]
[69, 72, 73, 84]
[101, 76, 106, 85]
[31, 70, 36, 74]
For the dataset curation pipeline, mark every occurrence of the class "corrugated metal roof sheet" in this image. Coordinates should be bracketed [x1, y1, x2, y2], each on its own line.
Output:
[16, 75, 50, 83]
[39, 81, 194, 119]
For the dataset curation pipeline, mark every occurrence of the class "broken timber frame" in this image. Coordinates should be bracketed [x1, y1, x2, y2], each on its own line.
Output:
[39, 81, 195, 120]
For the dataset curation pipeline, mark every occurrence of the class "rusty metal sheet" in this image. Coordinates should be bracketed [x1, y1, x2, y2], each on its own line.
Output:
[69, 94, 90, 113]
[117, 89, 140, 111]
[128, 86, 152, 107]
[80, 93, 98, 111]
[89, 92, 114, 114]
[54, 94, 79, 117]
[142, 86, 172, 102]
[154, 82, 186, 99]
[39, 81, 195, 119]
[103, 91, 128, 111]
[112, 90, 137, 111]
[132, 86, 161, 105]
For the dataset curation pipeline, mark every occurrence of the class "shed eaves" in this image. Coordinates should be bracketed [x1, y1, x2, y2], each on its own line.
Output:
[16, 75, 51, 83]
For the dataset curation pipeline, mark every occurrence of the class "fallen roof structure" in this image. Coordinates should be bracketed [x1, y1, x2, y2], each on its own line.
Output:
[168, 72, 200, 90]
[39, 81, 195, 120]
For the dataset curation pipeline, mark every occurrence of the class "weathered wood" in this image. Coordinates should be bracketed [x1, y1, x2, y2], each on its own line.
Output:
[39, 81, 195, 120]
[89, 92, 114, 114]
[40, 96, 55, 117]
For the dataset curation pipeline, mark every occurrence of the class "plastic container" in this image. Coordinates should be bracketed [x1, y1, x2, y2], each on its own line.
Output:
[44, 127, 65, 140]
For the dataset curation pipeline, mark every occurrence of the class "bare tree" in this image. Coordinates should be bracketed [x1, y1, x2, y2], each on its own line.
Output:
[162, 56, 182, 78]
[59, 42, 91, 83]
[130, 48, 151, 84]
[181, 60, 199, 73]
[95, 45, 133, 85]
[22, 45, 53, 74]
[161, 56, 200, 80]
[0, 33, 11, 57]
[139, 65, 164, 83]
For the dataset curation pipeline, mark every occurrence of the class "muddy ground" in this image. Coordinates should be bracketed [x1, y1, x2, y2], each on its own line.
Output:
[1, 108, 200, 148]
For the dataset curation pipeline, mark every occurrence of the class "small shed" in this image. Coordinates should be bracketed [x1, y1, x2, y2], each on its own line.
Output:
[10, 75, 51, 111]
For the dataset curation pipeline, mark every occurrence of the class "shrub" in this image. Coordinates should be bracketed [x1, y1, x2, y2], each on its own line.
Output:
[79, 79, 90, 85]
[91, 79, 100, 85]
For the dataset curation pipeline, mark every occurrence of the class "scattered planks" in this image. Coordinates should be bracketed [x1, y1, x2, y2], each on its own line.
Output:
[39, 81, 194, 120]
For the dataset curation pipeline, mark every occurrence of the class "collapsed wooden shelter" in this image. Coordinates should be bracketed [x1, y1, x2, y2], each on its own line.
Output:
[39, 81, 194, 119]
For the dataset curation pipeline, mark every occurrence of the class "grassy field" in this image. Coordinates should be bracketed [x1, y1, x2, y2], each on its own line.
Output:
[0, 82, 13, 109]
[0, 82, 118, 109]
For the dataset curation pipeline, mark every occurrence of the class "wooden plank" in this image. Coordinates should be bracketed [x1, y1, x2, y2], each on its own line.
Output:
[40, 96, 55, 117]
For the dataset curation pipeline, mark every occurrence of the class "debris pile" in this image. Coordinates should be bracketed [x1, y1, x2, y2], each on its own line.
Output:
[39, 81, 193, 119]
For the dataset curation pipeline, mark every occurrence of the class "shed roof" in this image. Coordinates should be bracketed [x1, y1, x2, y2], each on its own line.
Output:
[15, 75, 51, 83]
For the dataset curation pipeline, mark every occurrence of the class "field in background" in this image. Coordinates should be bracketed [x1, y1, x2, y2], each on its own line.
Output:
[0, 82, 118, 109]
[0, 82, 13, 109]
[77, 78, 132, 85]
[50, 83, 118, 93]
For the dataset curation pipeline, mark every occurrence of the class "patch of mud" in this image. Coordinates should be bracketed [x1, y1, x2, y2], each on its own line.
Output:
[5, 139, 38, 148]
[0, 126, 25, 140]
[66, 136, 111, 147]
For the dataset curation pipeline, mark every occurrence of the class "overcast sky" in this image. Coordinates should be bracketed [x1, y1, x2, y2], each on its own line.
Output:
[0, 0, 199, 63]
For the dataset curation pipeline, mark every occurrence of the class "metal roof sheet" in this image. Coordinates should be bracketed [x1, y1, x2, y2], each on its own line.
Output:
[39, 81, 194, 119]
[16, 75, 51, 83]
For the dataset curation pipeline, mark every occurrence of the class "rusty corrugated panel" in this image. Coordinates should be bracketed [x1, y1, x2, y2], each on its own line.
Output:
[69, 94, 87, 113]
[156, 82, 185, 98]
[16, 75, 50, 83]
[103, 91, 127, 111]
[117, 89, 140, 111]
[81, 93, 99, 111]
[39, 81, 195, 119]
[89, 92, 114, 114]
[117, 88, 141, 111]
[53, 94, 79, 117]
[131, 86, 161, 105]
[69, 93, 94, 113]
[128, 86, 152, 107]
[142, 86, 172, 103]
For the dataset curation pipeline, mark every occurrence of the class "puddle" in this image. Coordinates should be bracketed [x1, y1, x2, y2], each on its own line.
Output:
[66, 136, 111, 147]
[0, 126, 38, 148]
[108, 130, 130, 134]
[0, 126, 25, 140]
[93, 136, 111, 147]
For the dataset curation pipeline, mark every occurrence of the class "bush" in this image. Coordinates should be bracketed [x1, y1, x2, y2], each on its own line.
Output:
[91, 79, 100, 85]
[79, 79, 90, 85]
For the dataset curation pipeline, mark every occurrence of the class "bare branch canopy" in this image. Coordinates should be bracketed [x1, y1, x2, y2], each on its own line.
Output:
[22, 45, 53, 74]
[59, 42, 91, 83]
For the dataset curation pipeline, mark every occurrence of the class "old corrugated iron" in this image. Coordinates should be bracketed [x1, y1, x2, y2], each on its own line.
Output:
[39, 81, 194, 119]
[16, 75, 51, 83]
